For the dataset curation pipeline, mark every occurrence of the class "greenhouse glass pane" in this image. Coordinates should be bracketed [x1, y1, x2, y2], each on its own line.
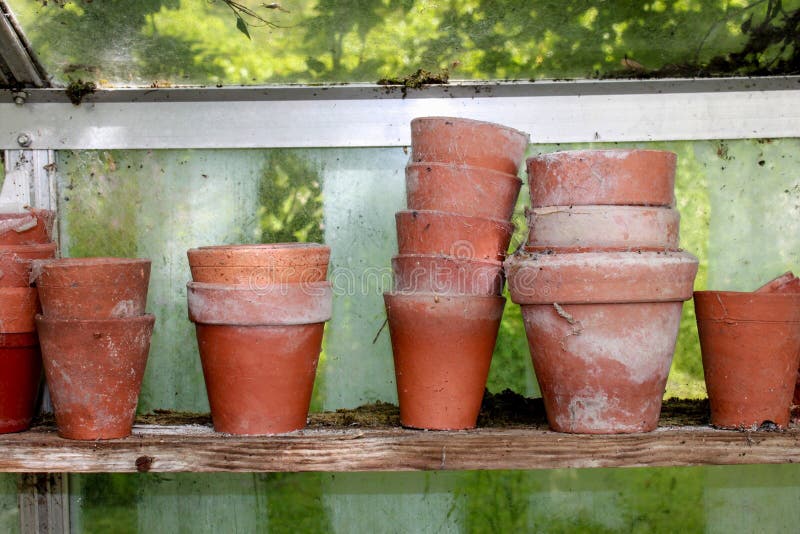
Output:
[0, 475, 19, 534]
[6, 0, 800, 87]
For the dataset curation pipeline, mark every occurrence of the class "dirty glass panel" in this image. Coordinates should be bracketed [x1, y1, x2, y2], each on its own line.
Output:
[0, 475, 19, 534]
[53, 139, 800, 532]
[7, 0, 800, 87]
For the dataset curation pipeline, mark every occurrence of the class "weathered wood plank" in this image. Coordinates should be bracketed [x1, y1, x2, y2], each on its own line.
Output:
[0, 424, 798, 473]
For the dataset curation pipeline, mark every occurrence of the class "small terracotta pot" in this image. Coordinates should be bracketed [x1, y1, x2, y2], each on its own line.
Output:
[0, 333, 41, 434]
[411, 117, 529, 175]
[0, 209, 55, 245]
[755, 271, 800, 294]
[187, 281, 333, 325]
[392, 254, 504, 295]
[695, 291, 800, 429]
[188, 243, 330, 285]
[0, 243, 58, 287]
[195, 323, 324, 435]
[405, 162, 522, 221]
[33, 257, 151, 319]
[384, 292, 506, 430]
[36, 314, 155, 440]
[525, 205, 680, 251]
[0, 287, 39, 333]
[396, 210, 514, 261]
[527, 149, 677, 207]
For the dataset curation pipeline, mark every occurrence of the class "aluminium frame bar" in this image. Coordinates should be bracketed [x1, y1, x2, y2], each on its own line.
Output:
[1, 76, 799, 150]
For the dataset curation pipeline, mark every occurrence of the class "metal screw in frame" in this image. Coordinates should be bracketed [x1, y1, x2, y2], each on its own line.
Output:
[12, 90, 28, 105]
[16, 132, 32, 147]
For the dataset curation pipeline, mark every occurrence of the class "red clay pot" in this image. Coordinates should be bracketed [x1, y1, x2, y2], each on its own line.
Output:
[527, 149, 677, 207]
[392, 254, 504, 295]
[411, 117, 529, 175]
[187, 281, 333, 325]
[0, 332, 41, 434]
[0, 287, 39, 333]
[406, 162, 522, 221]
[36, 314, 155, 440]
[0, 209, 55, 245]
[384, 292, 506, 430]
[695, 291, 800, 429]
[195, 322, 324, 435]
[188, 243, 330, 286]
[525, 205, 680, 251]
[396, 210, 514, 261]
[33, 257, 151, 319]
[755, 271, 800, 294]
[0, 243, 58, 287]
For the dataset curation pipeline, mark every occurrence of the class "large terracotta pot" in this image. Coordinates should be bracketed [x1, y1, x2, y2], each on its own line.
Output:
[396, 210, 514, 261]
[0, 242, 57, 287]
[411, 117, 529, 175]
[392, 254, 504, 295]
[32, 257, 151, 319]
[0, 209, 55, 245]
[188, 243, 330, 286]
[506, 250, 698, 434]
[527, 149, 677, 207]
[695, 291, 800, 429]
[384, 292, 505, 430]
[36, 314, 155, 440]
[0, 287, 39, 333]
[406, 162, 522, 221]
[0, 332, 41, 434]
[525, 205, 680, 252]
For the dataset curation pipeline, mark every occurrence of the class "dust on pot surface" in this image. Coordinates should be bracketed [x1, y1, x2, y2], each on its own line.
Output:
[525, 205, 680, 251]
[392, 254, 504, 296]
[406, 162, 522, 221]
[384, 291, 505, 430]
[32, 257, 151, 319]
[411, 117, 530, 175]
[0, 332, 41, 434]
[187, 243, 330, 285]
[396, 210, 514, 262]
[694, 291, 800, 429]
[0, 287, 40, 333]
[35, 314, 155, 440]
[0, 209, 55, 246]
[0, 243, 58, 287]
[527, 149, 677, 207]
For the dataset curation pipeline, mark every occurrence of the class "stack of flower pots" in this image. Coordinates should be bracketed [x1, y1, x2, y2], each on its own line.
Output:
[505, 149, 699, 434]
[0, 208, 56, 434]
[385, 117, 529, 430]
[186, 243, 332, 435]
[32, 257, 154, 440]
[695, 272, 800, 430]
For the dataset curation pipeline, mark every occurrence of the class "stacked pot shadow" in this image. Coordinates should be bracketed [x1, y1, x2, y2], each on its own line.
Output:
[695, 271, 800, 430]
[186, 244, 332, 435]
[505, 149, 699, 434]
[0, 209, 56, 434]
[385, 116, 529, 430]
[33, 257, 154, 440]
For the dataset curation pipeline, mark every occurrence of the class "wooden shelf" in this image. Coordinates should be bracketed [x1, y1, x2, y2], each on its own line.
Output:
[1, 398, 799, 473]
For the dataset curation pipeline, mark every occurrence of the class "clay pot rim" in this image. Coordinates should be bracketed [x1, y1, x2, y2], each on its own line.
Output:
[396, 209, 515, 231]
[0, 332, 38, 347]
[522, 245, 683, 254]
[411, 116, 530, 141]
[35, 313, 156, 326]
[187, 280, 331, 292]
[525, 205, 679, 217]
[506, 249, 698, 266]
[384, 291, 505, 302]
[193, 243, 329, 252]
[0, 242, 58, 254]
[526, 148, 677, 165]
[392, 253, 503, 267]
[35, 257, 149, 267]
[406, 162, 523, 184]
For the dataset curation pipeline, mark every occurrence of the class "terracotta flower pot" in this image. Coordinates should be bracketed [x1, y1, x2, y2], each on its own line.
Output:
[525, 205, 680, 252]
[506, 250, 698, 434]
[188, 243, 330, 286]
[0, 332, 41, 434]
[0, 209, 55, 245]
[695, 291, 800, 429]
[0, 287, 39, 333]
[384, 292, 506, 430]
[0, 242, 58, 287]
[411, 117, 530, 175]
[405, 162, 522, 221]
[392, 254, 504, 295]
[32, 257, 151, 319]
[527, 149, 677, 207]
[396, 210, 514, 261]
[36, 314, 155, 440]
[755, 271, 800, 294]
[195, 323, 325, 435]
